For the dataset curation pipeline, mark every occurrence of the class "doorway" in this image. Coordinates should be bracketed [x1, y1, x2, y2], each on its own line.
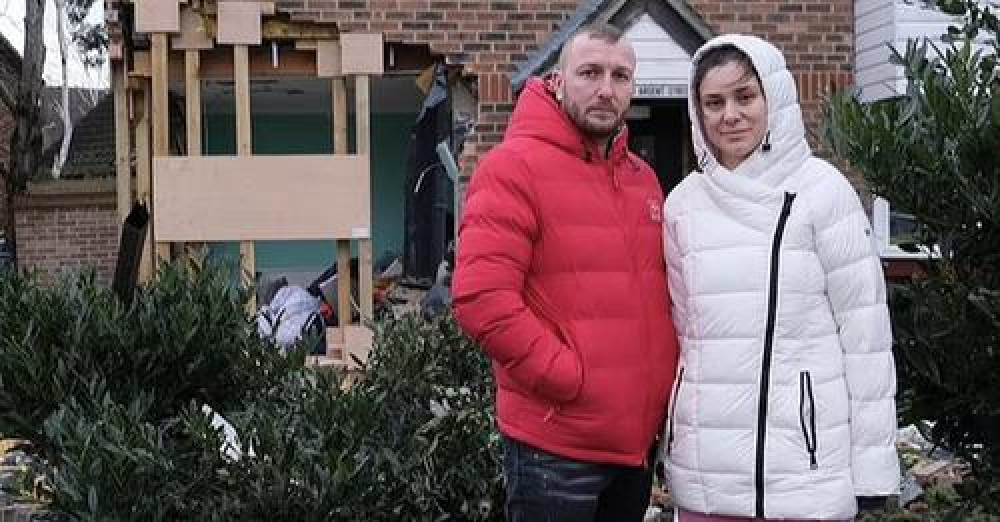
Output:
[627, 100, 692, 196]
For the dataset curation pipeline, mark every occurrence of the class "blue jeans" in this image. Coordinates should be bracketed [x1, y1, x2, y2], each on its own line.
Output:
[502, 435, 653, 522]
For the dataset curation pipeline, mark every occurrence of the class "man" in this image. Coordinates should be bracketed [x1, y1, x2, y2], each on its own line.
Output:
[452, 24, 680, 521]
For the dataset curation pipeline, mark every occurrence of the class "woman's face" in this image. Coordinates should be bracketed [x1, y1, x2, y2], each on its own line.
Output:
[697, 61, 768, 170]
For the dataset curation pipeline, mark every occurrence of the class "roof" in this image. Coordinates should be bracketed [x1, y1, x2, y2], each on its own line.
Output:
[0, 33, 22, 111]
[41, 91, 115, 179]
[510, 0, 714, 92]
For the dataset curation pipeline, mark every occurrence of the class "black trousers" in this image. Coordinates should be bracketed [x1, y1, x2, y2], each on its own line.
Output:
[502, 435, 653, 522]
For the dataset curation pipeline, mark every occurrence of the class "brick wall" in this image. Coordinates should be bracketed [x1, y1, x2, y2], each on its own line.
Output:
[278, 0, 854, 173]
[13, 184, 118, 286]
[0, 104, 12, 231]
[279, 0, 577, 172]
[687, 0, 854, 141]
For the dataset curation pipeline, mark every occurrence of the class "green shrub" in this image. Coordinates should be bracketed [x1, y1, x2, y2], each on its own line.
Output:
[825, 0, 999, 513]
[0, 261, 501, 520]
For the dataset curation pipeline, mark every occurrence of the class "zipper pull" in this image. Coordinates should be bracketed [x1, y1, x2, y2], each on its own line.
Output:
[809, 453, 818, 470]
[611, 169, 621, 191]
[543, 406, 556, 422]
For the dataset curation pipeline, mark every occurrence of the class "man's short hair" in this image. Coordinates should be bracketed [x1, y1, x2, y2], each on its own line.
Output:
[557, 23, 625, 70]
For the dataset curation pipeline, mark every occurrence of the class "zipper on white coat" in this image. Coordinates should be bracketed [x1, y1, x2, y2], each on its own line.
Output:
[754, 191, 797, 519]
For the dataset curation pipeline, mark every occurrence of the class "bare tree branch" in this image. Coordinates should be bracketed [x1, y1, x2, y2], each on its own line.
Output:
[52, 0, 73, 178]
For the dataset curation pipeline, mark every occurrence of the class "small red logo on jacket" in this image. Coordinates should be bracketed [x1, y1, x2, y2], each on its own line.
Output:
[648, 199, 663, 222]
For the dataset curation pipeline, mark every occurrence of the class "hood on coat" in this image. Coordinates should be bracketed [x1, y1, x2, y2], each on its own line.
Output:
[506, 77, 631, 163]
[687, 34, 811, 186]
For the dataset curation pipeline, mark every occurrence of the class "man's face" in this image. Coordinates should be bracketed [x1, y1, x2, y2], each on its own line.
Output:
[552, 35, 636, 141]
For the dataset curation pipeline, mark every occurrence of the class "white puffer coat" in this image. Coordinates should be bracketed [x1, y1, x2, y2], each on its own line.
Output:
[661, 35, 900, 520]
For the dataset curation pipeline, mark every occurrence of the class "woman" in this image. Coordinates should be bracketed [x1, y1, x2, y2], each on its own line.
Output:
[661, 34, 899, 521]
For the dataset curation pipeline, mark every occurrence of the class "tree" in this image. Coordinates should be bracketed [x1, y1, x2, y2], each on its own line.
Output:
[3, 0, 106, 266]
[825, 0, 1000, 512]
[5, 0, 46, 269]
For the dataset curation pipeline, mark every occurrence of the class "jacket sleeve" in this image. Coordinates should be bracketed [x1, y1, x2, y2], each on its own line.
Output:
[662, 198, 688, 345]
[812, 171, 900, 496]
[452, 153, 582, 404]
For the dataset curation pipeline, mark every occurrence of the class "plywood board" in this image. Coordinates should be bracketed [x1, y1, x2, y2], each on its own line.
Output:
[343, 325, 373, 370]
[136, 0, 181, 33]
[316, 40, 342, 77]
[173, 7, 214, 50]
[217, 2, 262, 45]
[152, 155, 371, 242]
[340, 33, 384, 75]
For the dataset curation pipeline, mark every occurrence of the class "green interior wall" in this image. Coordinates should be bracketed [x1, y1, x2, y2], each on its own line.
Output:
[202, 111, 413, 278]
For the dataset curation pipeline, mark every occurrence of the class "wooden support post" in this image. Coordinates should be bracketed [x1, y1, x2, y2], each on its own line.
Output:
[332, 75, 350, 346]
[337, 240, 351, 333]
[183, 49, 202, 265]
[234, 45, 252, 156]
[234, 44, 255, 303]
[134, 87, 154, 282]
[151, 33, 171, 265]
[355, 74, 373, 321]
[113, 61, 131, 224]
[185, 50, 202, 157]
[333, 77, 347, 154]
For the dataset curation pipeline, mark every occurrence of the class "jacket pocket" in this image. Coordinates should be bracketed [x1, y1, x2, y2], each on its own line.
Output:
[522, 284, 584, 404]
[665, 367, 685, 456]
[799, 370, 818, 469]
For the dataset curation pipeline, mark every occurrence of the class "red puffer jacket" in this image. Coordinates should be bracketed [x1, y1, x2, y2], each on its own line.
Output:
[453, 78, 679, 467]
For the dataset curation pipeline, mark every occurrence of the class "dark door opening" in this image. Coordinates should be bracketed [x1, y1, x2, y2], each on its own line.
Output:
[627, 101, 692, 196]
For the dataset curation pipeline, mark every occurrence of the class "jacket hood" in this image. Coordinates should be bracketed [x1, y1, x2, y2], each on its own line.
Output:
[506, 77, 631, 162]
[688, 34, 811, 188]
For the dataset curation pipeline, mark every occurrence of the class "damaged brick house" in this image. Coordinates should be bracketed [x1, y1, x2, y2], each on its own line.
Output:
[22, 0, 857, 286]
[26, 0, 961, 292]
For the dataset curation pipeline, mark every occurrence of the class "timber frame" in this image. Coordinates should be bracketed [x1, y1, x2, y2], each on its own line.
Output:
[108, 0, 383, 368]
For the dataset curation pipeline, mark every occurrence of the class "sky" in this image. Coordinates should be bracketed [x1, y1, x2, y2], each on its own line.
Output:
[0, 0, 108, 88]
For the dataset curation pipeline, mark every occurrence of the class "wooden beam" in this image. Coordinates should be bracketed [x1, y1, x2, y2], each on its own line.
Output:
[233, 43, 254, 300]
[113, 60, 131, 223]
[185, 50, 202, 156]
[133, 87, 154, 282]
[333, 77, 347, 155]
[240, 240, 256, 308]
[333, 75, 350, 338]
[355, 75, 371, 155]
[234, 45, 252, 157]
[151, 34, 170, 157]
[151, 33, 171, 264]
[359, 237, 373, 321]
[183, 49, 203, 264]
[337, 240, 351, 336]
[355, 74, 373, 321]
